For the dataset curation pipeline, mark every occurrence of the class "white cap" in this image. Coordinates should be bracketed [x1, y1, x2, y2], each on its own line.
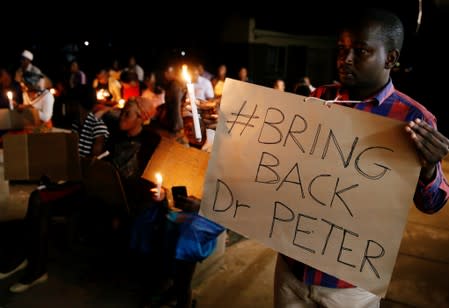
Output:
[21, 50, 33, 61]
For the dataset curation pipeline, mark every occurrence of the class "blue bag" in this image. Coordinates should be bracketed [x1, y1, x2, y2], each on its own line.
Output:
[170, 212, 226, 262]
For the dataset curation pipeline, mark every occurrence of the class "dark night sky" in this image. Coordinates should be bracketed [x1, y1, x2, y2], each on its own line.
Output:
[2, 0, 448, 134]
[3, 0, 448, 83]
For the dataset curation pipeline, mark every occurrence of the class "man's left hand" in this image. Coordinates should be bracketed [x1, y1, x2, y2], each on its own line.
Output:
[406, 118, 449, 180]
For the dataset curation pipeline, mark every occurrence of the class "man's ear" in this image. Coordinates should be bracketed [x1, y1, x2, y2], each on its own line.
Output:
[385, 49, 400, 69]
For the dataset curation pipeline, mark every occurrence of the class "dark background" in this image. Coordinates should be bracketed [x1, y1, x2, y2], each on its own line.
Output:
[2, 0, 448, 134]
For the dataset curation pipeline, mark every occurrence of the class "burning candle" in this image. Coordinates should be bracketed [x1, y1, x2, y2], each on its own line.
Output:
[96, 89, 105, 100]
[155, 172, 163, 198]
[6, 91, 13, 110]
[118, 99, 125, 108]
[182, 65, 202, 141]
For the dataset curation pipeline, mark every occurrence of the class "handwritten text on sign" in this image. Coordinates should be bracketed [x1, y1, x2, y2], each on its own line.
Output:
[201, 79, 421, 296]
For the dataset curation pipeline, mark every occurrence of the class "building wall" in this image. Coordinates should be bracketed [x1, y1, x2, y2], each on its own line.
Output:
[220, 16, 336, 91]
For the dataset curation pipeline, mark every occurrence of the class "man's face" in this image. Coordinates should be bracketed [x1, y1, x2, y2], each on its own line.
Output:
[20, 57, 31, 69]
[336, 23, 388, 91]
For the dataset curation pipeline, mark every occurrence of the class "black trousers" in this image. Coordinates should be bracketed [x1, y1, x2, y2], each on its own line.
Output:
[28, 184, 85, 276]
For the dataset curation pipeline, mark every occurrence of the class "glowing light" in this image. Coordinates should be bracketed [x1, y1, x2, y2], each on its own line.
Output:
[155, 172, 163, 198]
[182, 65, 202, 141]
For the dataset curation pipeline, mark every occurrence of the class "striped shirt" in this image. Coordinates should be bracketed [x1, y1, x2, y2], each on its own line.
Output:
[283, 79, 449, 288]
[72, 112, 109, 157]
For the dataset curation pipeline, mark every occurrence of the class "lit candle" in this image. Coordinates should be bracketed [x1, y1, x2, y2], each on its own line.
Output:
[118, 99, 125, 109]
[6, 91, 13, 110]
[155, 172, 163, 198]
[96, 89, 104, 101]
[182, 65, 202, 141]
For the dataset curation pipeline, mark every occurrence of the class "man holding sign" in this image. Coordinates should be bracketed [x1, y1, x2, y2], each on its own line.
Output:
[273, 8, 449, 307]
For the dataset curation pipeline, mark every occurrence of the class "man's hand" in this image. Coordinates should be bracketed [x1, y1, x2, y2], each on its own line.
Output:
[406, 118, 449, 181]
[150, 187, 166, 202]
[175, 195, 201, 213]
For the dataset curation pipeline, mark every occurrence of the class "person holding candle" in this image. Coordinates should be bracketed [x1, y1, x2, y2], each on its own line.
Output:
[0, 96, 163, 293]
[101, 97, 162, 214]
[19, 71, 55, 128]
[139, 114, 223, 308]
[190, 64, 214, 102]
[0, 68, 23, 110]
[155, 65, 184, 136]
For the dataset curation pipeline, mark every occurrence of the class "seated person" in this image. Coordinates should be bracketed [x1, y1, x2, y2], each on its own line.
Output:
[102, 97, 162, 218]
[120, 71, 141, 101]
[19, 71, 55, 128]
[92, 68, 122, 105]
[0, 96, 164, 293]
[0, 86, 110, 293]
[136, 115, 224, 308]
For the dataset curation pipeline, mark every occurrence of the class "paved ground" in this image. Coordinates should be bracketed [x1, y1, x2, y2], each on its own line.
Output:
[0, 158, 448, 307]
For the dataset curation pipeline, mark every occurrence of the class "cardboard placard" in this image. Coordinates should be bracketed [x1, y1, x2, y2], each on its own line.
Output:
[142, 137, 210, 199]
[3, 132, 81, 181]
[200, 78, 421, 296]
[0, 108, 40, 130]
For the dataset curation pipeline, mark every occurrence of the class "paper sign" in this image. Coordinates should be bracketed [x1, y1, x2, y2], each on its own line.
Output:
[200, 78, 421, 296]
[142, 136, 210, 199]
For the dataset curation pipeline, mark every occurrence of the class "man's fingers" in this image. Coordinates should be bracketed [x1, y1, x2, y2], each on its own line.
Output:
[410, 119, 449, 146]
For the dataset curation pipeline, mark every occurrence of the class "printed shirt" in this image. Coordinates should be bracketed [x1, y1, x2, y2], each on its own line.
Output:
[283, 79, 449, 288]
[72, 112, 109, 157]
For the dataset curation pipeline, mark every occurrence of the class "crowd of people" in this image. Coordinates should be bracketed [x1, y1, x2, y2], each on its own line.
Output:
[0, 7, 448, 308]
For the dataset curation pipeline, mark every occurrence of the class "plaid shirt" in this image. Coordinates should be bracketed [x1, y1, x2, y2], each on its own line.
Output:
[283, 79, 449, 288]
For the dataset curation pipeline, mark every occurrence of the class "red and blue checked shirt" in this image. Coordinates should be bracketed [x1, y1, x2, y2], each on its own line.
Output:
[283, 79, 449, 288]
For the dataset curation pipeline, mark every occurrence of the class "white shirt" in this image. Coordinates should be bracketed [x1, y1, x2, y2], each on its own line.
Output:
[23, 90, 54, 123]
[193, 76, 214, 101]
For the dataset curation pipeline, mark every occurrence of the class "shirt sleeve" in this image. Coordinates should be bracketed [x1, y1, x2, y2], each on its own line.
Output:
[413, 115, 449, 213]
[414, 162, 449, 214]
[38, 91, 54, 122]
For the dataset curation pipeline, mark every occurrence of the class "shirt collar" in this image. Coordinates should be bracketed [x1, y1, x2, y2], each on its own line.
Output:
[373, 79, 395, 105]
[335, 79, 395, 106]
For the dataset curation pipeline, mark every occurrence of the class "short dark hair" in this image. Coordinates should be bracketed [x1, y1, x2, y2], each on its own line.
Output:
[339, 8, 404, 52]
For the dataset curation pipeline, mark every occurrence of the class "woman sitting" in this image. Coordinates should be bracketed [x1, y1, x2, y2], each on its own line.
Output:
[19, 71, 55, 129]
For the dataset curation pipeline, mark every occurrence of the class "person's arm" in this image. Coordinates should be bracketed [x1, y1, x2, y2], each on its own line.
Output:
[91, 135, 107, 157]
[38, 91, 54, 122]
[406, 118, 449, 213]
[92, 117, 110, 152]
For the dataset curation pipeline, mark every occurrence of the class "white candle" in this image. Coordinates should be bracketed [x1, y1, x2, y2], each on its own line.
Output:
[182, 65, 202, 141]
[155, 172, 163, 198]
[6, 91, 13, 110]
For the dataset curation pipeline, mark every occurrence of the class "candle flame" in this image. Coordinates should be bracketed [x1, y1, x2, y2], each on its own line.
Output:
[6, 91, 13, 100]
[96, 89, 110, 101]
[182, 65, 191, 83]
[118, 99, 125, 108]
[155, 172, 163, 184]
